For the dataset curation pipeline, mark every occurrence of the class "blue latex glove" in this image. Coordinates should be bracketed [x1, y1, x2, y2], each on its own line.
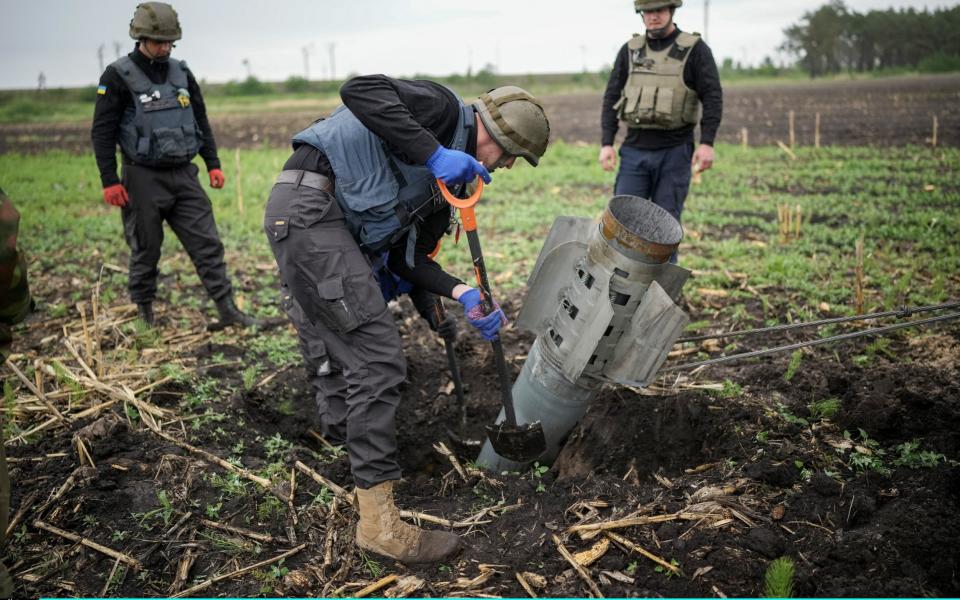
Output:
[374, 253, 413, 303]
[426, 146, 491, 185]
[458, 288, 505, 341]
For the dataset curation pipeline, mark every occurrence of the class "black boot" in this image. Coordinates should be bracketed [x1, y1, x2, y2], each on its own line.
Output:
[137, 302, 155, 326]
[210, 295, 258, 331]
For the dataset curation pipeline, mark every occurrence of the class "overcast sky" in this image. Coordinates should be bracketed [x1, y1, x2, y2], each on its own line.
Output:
[0, 0, 953, 89]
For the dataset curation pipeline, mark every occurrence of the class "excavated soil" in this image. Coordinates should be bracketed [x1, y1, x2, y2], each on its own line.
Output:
[6, 283, 959, 597]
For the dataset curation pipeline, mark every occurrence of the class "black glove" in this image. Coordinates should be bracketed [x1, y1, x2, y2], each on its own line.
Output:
[436, 314, 458, 343]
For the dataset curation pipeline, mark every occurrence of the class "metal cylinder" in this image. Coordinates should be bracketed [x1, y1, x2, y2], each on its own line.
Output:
[477, 196, 687, 471]
[476, 337, 602, 472]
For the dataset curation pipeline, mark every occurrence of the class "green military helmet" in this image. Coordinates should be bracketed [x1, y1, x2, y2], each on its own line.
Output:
[473, 86, 550, 167]
[129, 2, 182, 41]
[634, 0, 683, 12]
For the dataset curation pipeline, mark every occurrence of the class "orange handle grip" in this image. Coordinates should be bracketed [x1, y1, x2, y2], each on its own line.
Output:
[437, 177, 483, 209]
[437, 178, 482, 232]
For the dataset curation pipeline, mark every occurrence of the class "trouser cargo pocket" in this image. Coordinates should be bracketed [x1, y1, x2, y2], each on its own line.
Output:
[316, 275, 364, 333]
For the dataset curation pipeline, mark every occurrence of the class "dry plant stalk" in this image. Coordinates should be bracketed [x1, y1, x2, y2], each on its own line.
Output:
[515, 572, 539, 598]
[354, 574, 399, 598]
[777, 204, 803, 244]
[4, 491, 37, 539]
[92, 273, 105, 378]
[294, 460, 351, 499]
[451, 565, 498, 590]
[815, 112, 821, 148]
[74, 437, 96, 468]
[323, 497, 338, 568]
[433, 441, 469, 482]
[776, 140, 797, 160]
[34, 520, 142, 570]
[234, 147, 244, 214]
[76, 302, 96, 374]
[169, 529, 197, 594]
[605, 531, 681, 575]
[100, 557, 123, 596]
[573, 538, 610, 567]
[171, 543, 307, 598]
[6, 399, 120, 446]
[788, 110, 796, 148]
[932, 115, 939, 147]
[566, 512, 682, 534]
[4, 358, 68, 424]
[200, 518, 275, 543]
[854, 236, 865, 315]
[152, 427, 288, 501]
[740, 127, 749, 149]
[552, 534, 603, 598]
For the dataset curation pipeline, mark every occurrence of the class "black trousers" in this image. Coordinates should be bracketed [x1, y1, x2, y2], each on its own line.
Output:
[265, 179, 406, 489]
[121, 162, 232, 304]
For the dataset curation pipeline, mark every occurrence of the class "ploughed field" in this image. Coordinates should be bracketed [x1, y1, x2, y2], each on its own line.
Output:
[2, 102, 959, 596]
[1, 74, 958, 154]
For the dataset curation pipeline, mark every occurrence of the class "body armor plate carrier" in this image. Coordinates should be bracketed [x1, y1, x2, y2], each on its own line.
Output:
[614, 31, 702, 130]
[113, 56, 203, 166]
[291, 100, 473, 263]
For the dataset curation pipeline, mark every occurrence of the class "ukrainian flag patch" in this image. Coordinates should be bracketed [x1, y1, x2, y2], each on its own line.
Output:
[97, 85, 107, 95]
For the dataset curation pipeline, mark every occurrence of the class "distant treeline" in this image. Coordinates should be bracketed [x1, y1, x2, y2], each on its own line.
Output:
[781, 0, 960, 77]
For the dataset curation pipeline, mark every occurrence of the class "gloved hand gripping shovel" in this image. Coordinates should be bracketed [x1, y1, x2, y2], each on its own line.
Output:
[439, 179, 547, 462]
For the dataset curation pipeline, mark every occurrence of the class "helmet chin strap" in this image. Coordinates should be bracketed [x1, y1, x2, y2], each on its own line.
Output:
[647, 20, 675, 39]
[139, 39, 171, 63]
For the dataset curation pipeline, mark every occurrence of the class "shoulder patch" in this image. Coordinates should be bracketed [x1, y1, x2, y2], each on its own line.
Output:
[97, 85, 107, 95]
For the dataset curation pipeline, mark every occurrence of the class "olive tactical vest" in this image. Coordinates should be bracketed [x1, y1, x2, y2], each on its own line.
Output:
[291, 101, 473, 262]
[113, 56, 202, 166]
[615, 31, 702, 130]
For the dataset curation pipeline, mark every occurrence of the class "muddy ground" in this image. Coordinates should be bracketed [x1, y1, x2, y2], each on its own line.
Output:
[5, 280, 959, 597]
[2, 74, 958, 154]
[3, 72, 960, 598]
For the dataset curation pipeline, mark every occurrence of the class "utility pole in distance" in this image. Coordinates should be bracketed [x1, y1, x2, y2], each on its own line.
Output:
[327, 43, 336, 81]
[98, 44, 105, 74]
[302, 45, 311, 80]
[704, 0, 709, 40]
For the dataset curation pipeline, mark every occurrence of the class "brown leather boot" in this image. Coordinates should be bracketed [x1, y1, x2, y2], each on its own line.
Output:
[355, 480, 461, 565]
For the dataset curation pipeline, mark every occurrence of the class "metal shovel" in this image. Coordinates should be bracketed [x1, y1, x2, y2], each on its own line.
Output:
[439, 179, 547, 462]
[432, 296, 467, 428]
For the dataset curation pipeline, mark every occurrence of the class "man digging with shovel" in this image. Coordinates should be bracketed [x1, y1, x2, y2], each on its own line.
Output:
[264, 75, 549, 565]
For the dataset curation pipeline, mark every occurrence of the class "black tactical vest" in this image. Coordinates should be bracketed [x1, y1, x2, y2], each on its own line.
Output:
[112, 56, 202, 166]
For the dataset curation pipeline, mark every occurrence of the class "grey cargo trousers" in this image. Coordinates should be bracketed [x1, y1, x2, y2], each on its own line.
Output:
[121, 162, 233, 304]
[264, 173, 406, 489]
[280, 284, 348, 445]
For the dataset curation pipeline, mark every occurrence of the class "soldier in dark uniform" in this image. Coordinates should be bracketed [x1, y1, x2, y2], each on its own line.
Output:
[1, 188, 33, 598]
[281, 269, 457, 448]
[599, 0, 723, 262]
[265, 75, 550, 564]
[91, 2, 256, 329]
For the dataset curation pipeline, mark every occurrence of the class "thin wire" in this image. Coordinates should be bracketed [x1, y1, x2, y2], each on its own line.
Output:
[662, 311, 960, 373]
[675, 301, 960, 344]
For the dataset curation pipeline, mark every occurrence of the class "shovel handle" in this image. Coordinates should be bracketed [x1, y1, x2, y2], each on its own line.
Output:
[439, 178, 519, 427]
[437, 178, 483, 233]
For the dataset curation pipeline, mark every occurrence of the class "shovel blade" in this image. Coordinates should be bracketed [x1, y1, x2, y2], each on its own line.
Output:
[485, 421, 547, 462]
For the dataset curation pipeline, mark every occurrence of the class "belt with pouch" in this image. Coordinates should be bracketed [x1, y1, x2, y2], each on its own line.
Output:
[276, 169, 334, 194]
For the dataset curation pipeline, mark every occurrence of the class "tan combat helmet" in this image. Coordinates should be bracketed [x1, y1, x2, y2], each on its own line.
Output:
[129, 2, 182, 41]
[473, 87, 550, 167]
[634, 0, 683, 12]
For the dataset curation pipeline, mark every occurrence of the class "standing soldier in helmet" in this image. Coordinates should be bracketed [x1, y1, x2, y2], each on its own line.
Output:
[91, 2, 256, 329]
[264, 75, 549, 564]
[599, 0, 722, 262]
